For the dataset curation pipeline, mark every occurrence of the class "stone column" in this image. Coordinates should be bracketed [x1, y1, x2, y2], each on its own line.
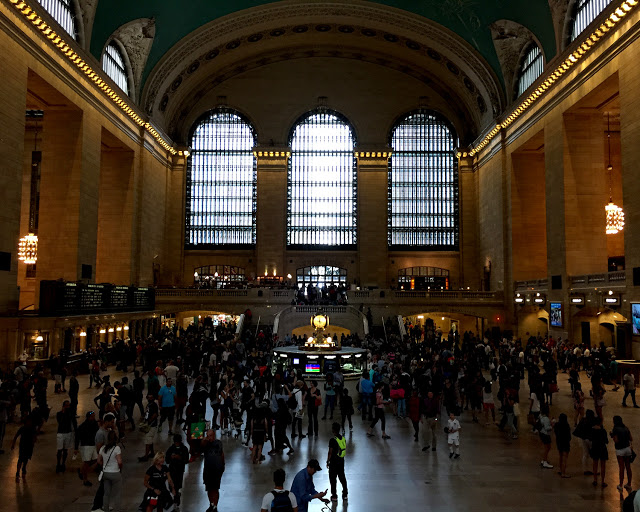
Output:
[37, 109, 101, 292]
[356, 149, 391, 288]
[0, 46, 27, 313]
[254, 149, 289, 277]
[458, 156, 478, 289]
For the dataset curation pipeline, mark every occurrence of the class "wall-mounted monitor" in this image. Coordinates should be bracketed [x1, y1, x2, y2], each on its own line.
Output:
[305, 362, 320, 373]
[632, 303, 640, 335]
[550, 302, 563, 328]
[292, 358, 300, 365]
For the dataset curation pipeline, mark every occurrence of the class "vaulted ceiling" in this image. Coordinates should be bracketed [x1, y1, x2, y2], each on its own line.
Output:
[89, 0, 558, 90]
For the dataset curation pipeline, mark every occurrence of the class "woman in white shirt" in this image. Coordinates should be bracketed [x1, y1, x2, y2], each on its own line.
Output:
[97, 430, 123, 511]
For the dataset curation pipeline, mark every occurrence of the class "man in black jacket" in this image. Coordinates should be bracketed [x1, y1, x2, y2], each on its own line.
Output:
[74, 411, 99, 486]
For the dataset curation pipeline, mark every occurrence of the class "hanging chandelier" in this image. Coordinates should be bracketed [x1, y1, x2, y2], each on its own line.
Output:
[18, 233, 38, 264]
[604, 113, 624, 235]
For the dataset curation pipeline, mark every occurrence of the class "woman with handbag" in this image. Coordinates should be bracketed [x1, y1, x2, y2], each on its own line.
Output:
[142, 451, 177, 512]
[97, 430, 123, 512]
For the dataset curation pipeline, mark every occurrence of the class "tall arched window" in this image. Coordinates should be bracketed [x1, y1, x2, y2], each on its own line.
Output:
[36, 0, 76, 39]
[102, 42, 129, 95]
[287, 110, 356, 248]
[570, 0, 612, 41]
[516, 44, 544, 97]
[186, 109, 257, 247]
[389, 110, 458, 249]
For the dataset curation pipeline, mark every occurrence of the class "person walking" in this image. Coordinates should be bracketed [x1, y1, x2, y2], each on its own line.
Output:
[446, 411, 461, 459]
[590, 416, 609, 487]
[367, 382, 390, 439]
[573, 383, 586, 426]
[306, 381, 321, 438]
[554, 413, 572, 478]
[290, 460, 329, 512]
[421, 390, 439, 452]
[141, 451, 177, 512]
[611, 415, 634, 492]
[158, 377, 177, 435]
[139, 394, 159, 462]
[97, 430, 123, 512]
[202, 429, 225, 512]
[623, 372, 639, 408]
[11, 416, 36, 481]
[290, 381, 305, 439]
[165, 434, 189, 510]
[539, 404, 554, 469]
[260, 468, 298, 512]
[573, 409, 596, 475]
[75, 411, 99, 486]
[270, 398, 294, 455]
[55, 400, 75, 473]
[322, 375, 336, 420]
[326, 422, 348, 502]
[339, 388, 354, 434]
[358, 372, 374, 421]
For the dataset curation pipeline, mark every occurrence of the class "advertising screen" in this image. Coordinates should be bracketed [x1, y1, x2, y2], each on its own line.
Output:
[305, 362, 320, 373]
[632, 303, 640, 335]
[550, 302, 563, 328]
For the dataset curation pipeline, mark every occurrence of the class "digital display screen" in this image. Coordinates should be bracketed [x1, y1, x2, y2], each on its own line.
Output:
[305, 363, 320, 373]
[632, 303, 640, 335]
[293, 358, 300, 365]
[550, 302, 562, 327]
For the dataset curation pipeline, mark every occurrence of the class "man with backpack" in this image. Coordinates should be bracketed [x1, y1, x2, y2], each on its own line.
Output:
[260, 468, 298, 512]
[326, 422, 348, 502]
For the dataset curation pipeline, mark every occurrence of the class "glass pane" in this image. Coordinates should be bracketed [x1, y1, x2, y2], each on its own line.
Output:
[517, 45, 544, 97]
[102, 43, 129, 95]
[287, 111, 356, 247]
[571, 0, 612, 41]
[36, 0, 76, 40]
[389, 111, 458, 249]
[186, 109, 256, 246]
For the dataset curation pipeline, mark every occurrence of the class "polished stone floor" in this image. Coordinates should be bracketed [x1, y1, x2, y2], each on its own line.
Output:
[1, 370, 637, 512]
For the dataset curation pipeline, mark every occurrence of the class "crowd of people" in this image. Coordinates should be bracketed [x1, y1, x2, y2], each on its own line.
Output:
[0, 317, 639, 511]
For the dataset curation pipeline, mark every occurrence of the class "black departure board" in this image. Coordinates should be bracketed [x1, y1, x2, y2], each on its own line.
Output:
[39, 281, 155, 316]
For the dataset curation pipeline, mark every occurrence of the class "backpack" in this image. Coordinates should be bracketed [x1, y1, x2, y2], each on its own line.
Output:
[623, 490, 637, 512]
[287, 391, 298, 410]
[270, 490, 293, 512]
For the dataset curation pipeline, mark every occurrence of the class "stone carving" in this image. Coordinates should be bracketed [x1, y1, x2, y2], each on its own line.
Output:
[77, 0, 98, 49]
[548, 0, 572, 50]
[141, 2, 504, 124]
[489, 20, 539, 104]
[112, 18, 156, 101]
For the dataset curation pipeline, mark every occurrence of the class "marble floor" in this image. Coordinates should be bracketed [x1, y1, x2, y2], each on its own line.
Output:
[1, 370, 637, 512]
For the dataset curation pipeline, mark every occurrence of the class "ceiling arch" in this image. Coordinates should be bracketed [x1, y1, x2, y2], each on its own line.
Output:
[138, 2, 506, 142]
[90, 0, 557, 88]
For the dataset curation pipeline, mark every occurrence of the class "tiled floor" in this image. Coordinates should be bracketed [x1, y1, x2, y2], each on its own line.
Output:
[1, 370, 637, 512]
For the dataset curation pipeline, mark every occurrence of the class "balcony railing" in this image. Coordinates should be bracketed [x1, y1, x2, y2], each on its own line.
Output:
[514, 272, 626, 291]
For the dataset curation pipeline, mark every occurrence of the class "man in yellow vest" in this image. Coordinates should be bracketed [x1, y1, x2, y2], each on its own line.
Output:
[326, 422, 348, 502]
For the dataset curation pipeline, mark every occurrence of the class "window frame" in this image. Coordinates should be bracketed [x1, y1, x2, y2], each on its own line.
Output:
[286, 108, 358, 250]
[36, 0, 78, 41]
[185, 108, 258, 249]
[516, 43, 544, 98]
[101, 41, 130, 96]
[568, 0, 613, 43]
[387, 109, 459, 251]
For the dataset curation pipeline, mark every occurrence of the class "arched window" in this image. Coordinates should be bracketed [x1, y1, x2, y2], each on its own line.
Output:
[102, 42, 129, 95]
[36, 0, 76, 39]
[389, 110, 458, 249]
[517, 44, 544, 97]
[287, 110, 356, 248]
[186, 109, 257, 247]
[570, 0, 612, 42]
[296, 265, 347, 288]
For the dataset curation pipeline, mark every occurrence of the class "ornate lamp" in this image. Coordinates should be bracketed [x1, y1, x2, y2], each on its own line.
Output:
[18, 233, 38, 264]
[605, 112, 624, 235]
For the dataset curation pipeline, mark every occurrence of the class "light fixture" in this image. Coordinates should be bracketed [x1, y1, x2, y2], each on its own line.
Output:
[194, 271, 198, 278]
[604, 113, 624, 234]
[80, 331, 87, 337]
[35, 334, 43, 342]
[273, 269, 277, 277]
[124, 325, 129, 330]
[287, 274, 292, 279]
[108, 327, 114, 333]
[116, 326, 122, 331]
[441, 317, 445, 321]
[18, 233, 38, 264]
[214, 272, 219, 277]
[99, 329, 106, 334]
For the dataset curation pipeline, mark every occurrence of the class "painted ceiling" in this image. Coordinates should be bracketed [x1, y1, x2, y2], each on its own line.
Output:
[90, 0, 557, 89]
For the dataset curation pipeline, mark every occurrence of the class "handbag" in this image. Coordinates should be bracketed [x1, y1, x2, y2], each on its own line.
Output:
[315, 394, 322, 407]
[549, 383, 559, 393]
[98, 446, 116, 482]
[138, 421, 150, 434]
[631, 449, 637, 463]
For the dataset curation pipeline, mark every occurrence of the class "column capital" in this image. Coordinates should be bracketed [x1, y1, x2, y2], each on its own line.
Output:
[253, 147, 291, 170]
[355, 146, 392, 169]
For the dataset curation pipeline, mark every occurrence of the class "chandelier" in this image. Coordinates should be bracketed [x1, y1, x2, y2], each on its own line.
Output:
[18, 233, 38, 264]
[604, 113, 624, 235]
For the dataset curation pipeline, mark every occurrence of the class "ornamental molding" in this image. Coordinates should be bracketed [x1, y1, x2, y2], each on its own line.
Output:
[110, 18, 156, 102]
[77, 0, 97, 49]
[142, 1, 504, 124]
